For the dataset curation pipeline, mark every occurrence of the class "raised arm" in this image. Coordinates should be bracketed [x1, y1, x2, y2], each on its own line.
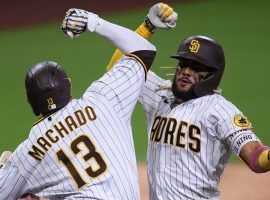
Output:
[61, 8, 156, 54]
[105, 3, 178, 71]
[61, 8, 159, 122]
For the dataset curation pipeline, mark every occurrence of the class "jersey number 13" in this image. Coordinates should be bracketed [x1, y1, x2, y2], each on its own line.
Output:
[56, 134, 107, 189]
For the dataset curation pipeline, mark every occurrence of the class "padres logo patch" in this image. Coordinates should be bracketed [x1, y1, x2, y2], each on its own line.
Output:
[189, 40, 200, 53]
[233, 114, 251, 127]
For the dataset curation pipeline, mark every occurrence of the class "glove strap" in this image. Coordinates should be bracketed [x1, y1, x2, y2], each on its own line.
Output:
[136, 24, 153, 39]
[144, 17, 156, 33]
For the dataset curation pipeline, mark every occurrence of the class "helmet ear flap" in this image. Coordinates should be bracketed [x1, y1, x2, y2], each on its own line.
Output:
[194, 69, 223, 97]
[171, 35, 225, 100]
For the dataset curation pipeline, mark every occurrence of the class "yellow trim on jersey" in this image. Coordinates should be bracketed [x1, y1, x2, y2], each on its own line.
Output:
[33, 115, 45, 126]
[106, 49, 123, 72]
[32, 113, 52, 126]
[106, 23, 153, 71]
[33, 117, 44, 126]
[126, 53, 148, 81]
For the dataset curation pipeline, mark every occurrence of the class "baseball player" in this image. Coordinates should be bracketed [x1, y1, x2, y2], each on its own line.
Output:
[0, 8, 156, 199]
[106, 3, 270, 200]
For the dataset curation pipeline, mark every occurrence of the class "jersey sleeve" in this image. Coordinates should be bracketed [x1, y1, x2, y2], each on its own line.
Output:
[0, 160, 29, 199]
[139, 70, 172, 117]
[83, 51, 155, 122]
[209, 98, 259, 155]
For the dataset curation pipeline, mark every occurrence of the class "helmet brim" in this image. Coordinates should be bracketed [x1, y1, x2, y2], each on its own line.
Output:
[170, 53, 218, 71]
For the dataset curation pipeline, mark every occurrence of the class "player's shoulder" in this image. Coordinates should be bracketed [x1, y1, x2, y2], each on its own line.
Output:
[204, 94, 234, 105]
[213, 94, 237, 107]
[147, 70, 172, 88]
[148, 70, 171, 82]
[107, 55, 147, 78]
[207, 94, 241, 116]
[128, 50, 156, 70]
[115, 55, 141, 68]
[114, 52, 156, 75]
[144, 70, 172, 97]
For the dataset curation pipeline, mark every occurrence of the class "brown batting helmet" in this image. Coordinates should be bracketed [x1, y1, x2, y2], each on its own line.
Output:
[25, 61, 71, 116]
[171, 35, 225, 100]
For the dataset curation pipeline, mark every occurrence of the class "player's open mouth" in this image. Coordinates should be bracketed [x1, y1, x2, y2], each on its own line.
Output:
[178, 77, 191, 88]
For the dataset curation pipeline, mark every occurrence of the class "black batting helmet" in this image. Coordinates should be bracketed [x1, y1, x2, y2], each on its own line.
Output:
[25, 61, 71, 116]
[171, 35, 225, 99]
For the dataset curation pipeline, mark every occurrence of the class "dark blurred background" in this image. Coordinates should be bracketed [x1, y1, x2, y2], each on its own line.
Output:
[0, 0, 190, 30]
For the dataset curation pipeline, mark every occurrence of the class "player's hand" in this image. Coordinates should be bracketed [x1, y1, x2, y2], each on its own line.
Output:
[61, 8, 99, 39]
[145, 3, 178, 32]
[0, 151, 12, 166]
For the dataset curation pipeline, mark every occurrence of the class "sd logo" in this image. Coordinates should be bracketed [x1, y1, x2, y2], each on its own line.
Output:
[189, 40, 200, 53]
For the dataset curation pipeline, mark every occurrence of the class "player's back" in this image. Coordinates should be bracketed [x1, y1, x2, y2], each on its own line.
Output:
[10, 95, 139, 199]
[7, 54, 151, 199]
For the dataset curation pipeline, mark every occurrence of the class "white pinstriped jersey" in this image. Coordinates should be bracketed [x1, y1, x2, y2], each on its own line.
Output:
[139, 71, 259, 200]
[0, 55, 147, 200]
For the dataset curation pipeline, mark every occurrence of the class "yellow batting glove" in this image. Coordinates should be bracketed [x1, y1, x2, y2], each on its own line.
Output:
[159, 3, 174, 21]
[106, 2, 178, 71]
[147, 3, 178, 29]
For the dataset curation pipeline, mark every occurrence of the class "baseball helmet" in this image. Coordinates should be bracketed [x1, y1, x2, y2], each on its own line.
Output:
[25, 61, 71, 116]
[171, 35, 225, 100]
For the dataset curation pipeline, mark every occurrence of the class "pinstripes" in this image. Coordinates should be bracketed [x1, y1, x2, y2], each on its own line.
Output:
[74, 98, 120, 200]
[92, 57, 145, 123]
[195, 96, 214, 197]
[1, 55, 146, 199]
[0, 162, 28, 199]
[139, 71, 256, 200]
[85, 91, 137, 166]
[75, 100, 125, 200]
[126, 53, 148, 80]
[82, 95, 137, 199]
[6, 175, 22, 199]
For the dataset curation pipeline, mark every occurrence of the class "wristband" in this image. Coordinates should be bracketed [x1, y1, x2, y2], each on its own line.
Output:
[258, 149, 270, 170]
[144, 17, 156, 33]
[136, 24, 153, 39]
[250, 145, 270, 172]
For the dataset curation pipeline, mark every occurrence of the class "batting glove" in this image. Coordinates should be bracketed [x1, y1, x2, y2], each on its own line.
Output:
[145, 3, 178, 32]
[61, 8, 99, 38]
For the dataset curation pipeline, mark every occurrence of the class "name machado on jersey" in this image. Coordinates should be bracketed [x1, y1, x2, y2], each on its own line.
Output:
[29, 106, 97, 162]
